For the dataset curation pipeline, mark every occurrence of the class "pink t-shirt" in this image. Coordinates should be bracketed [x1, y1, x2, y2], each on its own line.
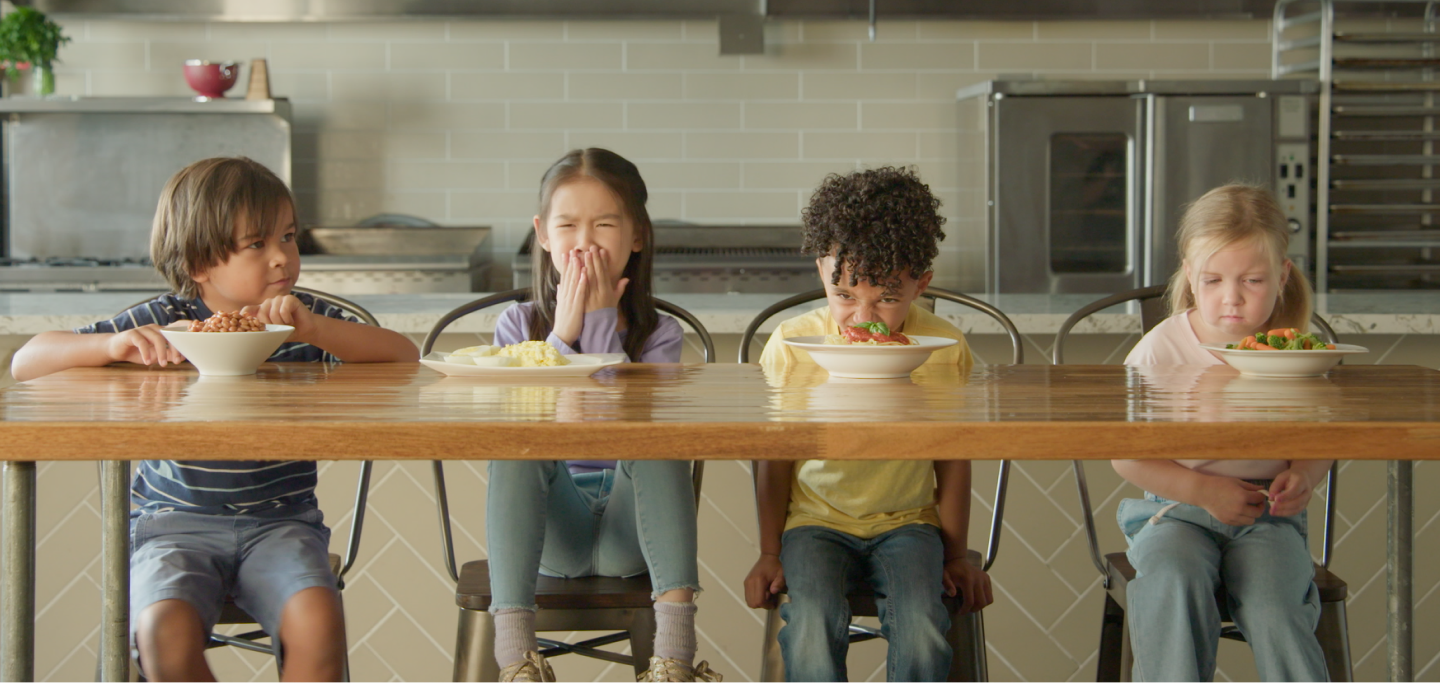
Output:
[1124, 311, 1288, 480]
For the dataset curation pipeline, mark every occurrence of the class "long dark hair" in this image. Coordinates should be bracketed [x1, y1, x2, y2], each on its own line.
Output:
[526, 148, 658, 361]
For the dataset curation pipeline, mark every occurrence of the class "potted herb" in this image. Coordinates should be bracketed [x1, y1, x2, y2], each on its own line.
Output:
[0, 7, 70, 97]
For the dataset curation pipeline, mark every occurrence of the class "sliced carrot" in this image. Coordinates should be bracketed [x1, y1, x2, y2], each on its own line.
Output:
[1268, 328, 1298, 340]
[1302, 338, 1313, 350]
[1254, 341, 1277, 350]
[1326, 343, 1336, 350]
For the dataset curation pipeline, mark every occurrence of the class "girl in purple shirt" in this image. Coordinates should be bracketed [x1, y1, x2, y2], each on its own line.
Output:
[485, 148, 717, 683]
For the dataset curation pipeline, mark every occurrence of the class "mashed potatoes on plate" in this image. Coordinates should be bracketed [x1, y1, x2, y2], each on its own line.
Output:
[499, 341, 571, 367]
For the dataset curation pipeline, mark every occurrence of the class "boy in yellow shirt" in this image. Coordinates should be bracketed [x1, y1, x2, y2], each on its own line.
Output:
[745, 167, 993, 681]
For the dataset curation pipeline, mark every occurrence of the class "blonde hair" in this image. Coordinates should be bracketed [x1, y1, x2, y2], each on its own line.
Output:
[1166, 184, 1312, 331]
[150, 157, 295, 299]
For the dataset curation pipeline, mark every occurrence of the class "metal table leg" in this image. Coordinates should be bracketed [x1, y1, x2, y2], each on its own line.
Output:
[100, 461, 130, 682]
[1, 461, 36, 682]
[1388, 460, 1413, 683]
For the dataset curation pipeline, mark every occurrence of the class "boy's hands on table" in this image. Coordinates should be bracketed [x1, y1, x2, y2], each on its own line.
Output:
[242, 295, 317, 343]
[1198, 477, 1269, 526]
[1267, 467, 1315, 517]
[744, 554, 786, 610]
[107, 324, 184, 367]
[943, 556, 993, 614]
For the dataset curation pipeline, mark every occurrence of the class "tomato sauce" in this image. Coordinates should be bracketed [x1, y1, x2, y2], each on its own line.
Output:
[840, 326, 911, 345]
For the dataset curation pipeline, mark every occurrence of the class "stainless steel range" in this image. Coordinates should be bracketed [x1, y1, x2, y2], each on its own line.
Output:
[512, 223, 814, 294]
[0, 257, 166, 292]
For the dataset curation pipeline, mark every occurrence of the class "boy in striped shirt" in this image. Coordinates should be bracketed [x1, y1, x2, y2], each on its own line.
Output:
[10, 157, 418, 681]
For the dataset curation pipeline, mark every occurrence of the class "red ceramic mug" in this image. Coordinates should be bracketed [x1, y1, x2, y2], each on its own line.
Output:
[183, 60, 238, 99]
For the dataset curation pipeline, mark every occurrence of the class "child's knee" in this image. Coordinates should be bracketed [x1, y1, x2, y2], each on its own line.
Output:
[279, 586, 344, 636]
[134, 599, 208, 663]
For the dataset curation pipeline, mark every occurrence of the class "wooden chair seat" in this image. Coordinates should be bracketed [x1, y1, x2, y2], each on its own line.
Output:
[1105, 552, 1348, 605]
[454, 560, 658, 612]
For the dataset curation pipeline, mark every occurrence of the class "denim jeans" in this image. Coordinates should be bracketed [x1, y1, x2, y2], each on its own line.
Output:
[1118, 494, 1327, 682]
[486, 460, 699, 611]
[778, 524, 951, 682]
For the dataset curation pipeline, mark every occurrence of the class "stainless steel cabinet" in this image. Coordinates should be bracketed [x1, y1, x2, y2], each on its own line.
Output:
[962, 79, 1316, 294]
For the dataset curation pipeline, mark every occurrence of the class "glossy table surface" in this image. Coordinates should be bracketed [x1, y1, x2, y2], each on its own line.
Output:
[1, 362, 1437, 461]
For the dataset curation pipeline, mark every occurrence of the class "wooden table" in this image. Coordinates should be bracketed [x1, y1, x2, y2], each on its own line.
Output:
[1, 361, 1438, 681]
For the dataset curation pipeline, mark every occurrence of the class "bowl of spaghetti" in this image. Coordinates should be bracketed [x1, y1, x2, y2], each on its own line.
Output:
[781, 333, 958, 379]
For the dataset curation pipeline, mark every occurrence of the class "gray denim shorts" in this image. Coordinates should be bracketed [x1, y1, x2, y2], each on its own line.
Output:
[129, 505, 336, 641]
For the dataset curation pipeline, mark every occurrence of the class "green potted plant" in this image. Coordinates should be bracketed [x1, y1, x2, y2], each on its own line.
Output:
[0, 7, 70, 96]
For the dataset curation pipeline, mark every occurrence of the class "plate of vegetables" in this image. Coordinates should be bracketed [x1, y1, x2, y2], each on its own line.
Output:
[1200, 328, 1368, 378]
[782, 321, 958, 379]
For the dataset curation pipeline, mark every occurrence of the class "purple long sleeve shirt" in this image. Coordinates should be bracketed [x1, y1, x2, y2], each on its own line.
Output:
[494, 302, 684, 474]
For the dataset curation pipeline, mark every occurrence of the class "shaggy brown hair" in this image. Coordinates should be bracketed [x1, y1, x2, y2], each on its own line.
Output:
[150, 157, 294, 299]
[801, 166, 945, 288]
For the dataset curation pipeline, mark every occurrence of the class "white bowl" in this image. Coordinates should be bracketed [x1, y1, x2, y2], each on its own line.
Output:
[781, 335, 958, 379]
[159, 324, 294, 376]
[1199, 342, 1369, 378]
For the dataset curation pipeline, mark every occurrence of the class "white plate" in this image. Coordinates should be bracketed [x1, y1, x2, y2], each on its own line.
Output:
[781, 335, 958, 379]
[421, 352, 624, 377]
[1199, 342, 1369, 378]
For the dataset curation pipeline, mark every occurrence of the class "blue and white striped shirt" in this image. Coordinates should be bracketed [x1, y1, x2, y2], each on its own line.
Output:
[76, 292, 359, 514]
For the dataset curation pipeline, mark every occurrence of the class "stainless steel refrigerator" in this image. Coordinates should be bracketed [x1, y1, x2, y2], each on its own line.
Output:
[959, 79, 1318, 294]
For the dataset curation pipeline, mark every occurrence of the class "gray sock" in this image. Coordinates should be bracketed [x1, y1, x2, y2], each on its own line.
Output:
[653, 601, 698, 666]
[493, 608, 538, 669]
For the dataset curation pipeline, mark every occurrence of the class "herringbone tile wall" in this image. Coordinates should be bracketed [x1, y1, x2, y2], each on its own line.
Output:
[4, 330, 1438, 681]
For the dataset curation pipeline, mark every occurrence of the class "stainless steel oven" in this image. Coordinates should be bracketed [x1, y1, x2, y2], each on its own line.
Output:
[960, 79, 1318, 294]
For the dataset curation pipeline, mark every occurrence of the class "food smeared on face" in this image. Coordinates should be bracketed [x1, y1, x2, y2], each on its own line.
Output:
[825, 321, 916, 346]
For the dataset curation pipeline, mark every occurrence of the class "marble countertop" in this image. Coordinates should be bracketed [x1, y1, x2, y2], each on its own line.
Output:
[0, 292, 1435, 336]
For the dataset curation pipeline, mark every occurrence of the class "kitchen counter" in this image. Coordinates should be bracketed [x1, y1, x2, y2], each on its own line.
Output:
[0, 292, 1436, 336]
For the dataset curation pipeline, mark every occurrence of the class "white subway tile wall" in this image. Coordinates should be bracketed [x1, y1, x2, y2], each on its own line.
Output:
[4, 14, 1436, 683]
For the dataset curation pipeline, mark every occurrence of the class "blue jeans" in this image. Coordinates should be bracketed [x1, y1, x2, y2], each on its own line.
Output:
[486, 460, 699, 611]
[1119, 495, 1327, 682]
[778, 524, 951, 682]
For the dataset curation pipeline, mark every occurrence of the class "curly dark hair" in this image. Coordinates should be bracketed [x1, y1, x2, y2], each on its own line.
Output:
[801, 166, 945, 289]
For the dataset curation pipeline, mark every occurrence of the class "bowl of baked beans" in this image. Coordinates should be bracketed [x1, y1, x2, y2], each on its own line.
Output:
[158, 311, 294, 376]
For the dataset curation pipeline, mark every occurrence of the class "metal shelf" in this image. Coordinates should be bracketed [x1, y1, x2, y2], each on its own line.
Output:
[0, 97, 290, 115]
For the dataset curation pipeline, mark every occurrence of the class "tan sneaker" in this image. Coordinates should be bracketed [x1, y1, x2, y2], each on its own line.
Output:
[499, 651, 555, 682]
[636, 656, 723, 682]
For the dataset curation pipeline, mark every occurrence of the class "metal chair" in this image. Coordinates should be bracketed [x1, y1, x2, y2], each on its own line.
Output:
[423, 289, 716, 681]
[737, 287, 1024, 364]
[739, 287, 1022, 681]
[109, 286, 379, 675]
[420, 288, 715, 363]
[1053, 286, 1352, 682]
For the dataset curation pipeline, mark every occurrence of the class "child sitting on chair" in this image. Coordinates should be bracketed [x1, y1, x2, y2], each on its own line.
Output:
[745, 166, 993, 682]
[11, 156, 417, 681]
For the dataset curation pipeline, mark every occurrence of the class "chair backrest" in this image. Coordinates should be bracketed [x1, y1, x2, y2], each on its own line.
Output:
[1056, 285, 1343, 579]
[1051, 284, 1339, 364]
[115, 285, 381, 328]
[737, 287, 1025, 364]
[420, 288, 716, 363]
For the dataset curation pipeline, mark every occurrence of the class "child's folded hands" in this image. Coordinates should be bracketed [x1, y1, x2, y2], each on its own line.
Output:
[1199, 477, 1270, 526]
[107, 324, 185, 367]
[744, 554, 786, 610]
[943, 556, 994, 614]
[1266, 468, 1315, 517]
[241, 294, 316, 343]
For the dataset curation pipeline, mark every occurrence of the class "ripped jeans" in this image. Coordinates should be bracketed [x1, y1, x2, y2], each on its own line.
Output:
[1118, 494, 1327, 682]
[486, 460, 700, 611]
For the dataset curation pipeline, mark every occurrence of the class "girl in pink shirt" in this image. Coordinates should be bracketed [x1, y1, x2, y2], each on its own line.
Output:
[1116, 185, 1331, 681]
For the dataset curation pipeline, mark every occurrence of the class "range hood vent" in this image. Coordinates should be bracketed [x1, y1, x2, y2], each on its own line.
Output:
[17, 0, 762, 20]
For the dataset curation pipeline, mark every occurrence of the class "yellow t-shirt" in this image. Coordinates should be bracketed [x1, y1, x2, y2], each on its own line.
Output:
[758, 304, 973, 539]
